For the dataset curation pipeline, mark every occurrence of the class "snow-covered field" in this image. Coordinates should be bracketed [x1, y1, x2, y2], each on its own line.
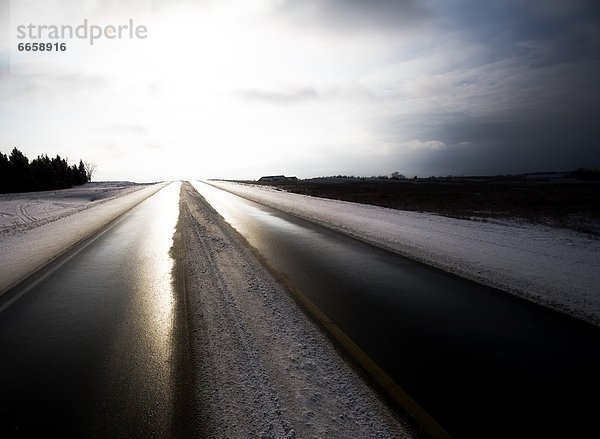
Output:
[209, 181, 600, 326]
[0, 182, 143, 233]
[0, 182, 166, 294]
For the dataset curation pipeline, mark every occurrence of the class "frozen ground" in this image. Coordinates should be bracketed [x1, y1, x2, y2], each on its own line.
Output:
[0, 182, 144, 233]
[0, 182, 166, 294]
[177, 182, 420, 438]
[209, 181, 600, 326]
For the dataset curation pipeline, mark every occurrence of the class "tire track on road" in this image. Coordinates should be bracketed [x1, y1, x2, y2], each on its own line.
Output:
[182, 190, 294, 438]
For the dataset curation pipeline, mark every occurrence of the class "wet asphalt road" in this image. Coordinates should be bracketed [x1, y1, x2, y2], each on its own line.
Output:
[2, 179, 600, 438]
[0, 183, 181, 438]
[195, 181, 600, 438]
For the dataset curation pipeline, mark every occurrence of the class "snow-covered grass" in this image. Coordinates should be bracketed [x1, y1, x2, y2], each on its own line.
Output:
[0, 182, 166, 294]
[0, 182, 143, 232]
[209, 181, 600, 326]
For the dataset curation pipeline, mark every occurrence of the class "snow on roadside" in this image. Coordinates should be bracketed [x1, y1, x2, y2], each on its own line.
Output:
[209, 181, 600, 326]
[179, 182, 419, 438]
[0, 182, 143, 233]
[0, 182, 167, 294]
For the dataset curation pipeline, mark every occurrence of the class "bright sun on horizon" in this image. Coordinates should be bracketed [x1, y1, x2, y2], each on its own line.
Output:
[1, 0, 599, 182]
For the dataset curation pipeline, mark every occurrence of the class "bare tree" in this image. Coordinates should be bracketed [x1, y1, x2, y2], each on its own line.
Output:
[84, 161, 97, 182]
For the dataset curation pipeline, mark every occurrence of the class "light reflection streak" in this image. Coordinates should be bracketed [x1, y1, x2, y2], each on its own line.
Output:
[133, 181, 181, 361]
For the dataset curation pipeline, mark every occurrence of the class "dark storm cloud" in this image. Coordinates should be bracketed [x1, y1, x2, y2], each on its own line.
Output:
[275, 0, 432, 32]
[380, 75, 600, 175]
[368, 0, 600, 175]
[273, 0, 600, 175]
[409, 109, 600, 176]
[436, 0, 600, 66]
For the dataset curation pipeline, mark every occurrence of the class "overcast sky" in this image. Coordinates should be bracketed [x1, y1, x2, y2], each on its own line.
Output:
[1, 0, 599, 181]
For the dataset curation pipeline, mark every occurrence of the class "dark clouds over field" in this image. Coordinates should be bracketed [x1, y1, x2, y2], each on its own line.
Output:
[1, 0, 599, 179]
[274, 0, 600, 175]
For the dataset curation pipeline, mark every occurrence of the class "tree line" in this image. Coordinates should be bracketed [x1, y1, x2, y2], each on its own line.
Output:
[0, 148, 96, 193]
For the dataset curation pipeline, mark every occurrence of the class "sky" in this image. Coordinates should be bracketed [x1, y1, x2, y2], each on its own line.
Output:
[0, 0, 599, 181]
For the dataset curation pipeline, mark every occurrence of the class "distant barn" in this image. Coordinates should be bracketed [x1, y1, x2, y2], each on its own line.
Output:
[258, 175, 298, 182]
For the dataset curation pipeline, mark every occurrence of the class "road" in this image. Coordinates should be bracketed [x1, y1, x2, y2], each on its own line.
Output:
[0, 182, 186, 438]
[2, 179, 600, 438]
[0, 181, 415, 439]
[194, 180, 600, 438]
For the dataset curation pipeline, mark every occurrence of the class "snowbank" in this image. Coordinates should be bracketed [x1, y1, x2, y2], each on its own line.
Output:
[0, 182, 166, 294]
[209, 181, 600, 326]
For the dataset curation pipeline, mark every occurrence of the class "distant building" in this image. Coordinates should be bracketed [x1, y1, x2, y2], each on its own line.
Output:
[258, 175, 298, 182]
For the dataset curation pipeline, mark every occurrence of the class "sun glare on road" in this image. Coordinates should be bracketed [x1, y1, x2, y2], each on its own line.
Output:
[132, 182, 181, 362]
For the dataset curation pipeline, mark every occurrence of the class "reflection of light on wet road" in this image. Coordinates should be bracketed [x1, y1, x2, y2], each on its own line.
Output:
[196, 182, 318, 242]
[0, 182, 182, 437]
[192, 180, 600, 439]
[133, 181, 180, 360]
[94, 181, 181, 437]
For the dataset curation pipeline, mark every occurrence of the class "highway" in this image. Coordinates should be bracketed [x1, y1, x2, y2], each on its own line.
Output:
[0, 182, 184, 438]
[2, 179, 600, 438]
[194, 181, 600, 438]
